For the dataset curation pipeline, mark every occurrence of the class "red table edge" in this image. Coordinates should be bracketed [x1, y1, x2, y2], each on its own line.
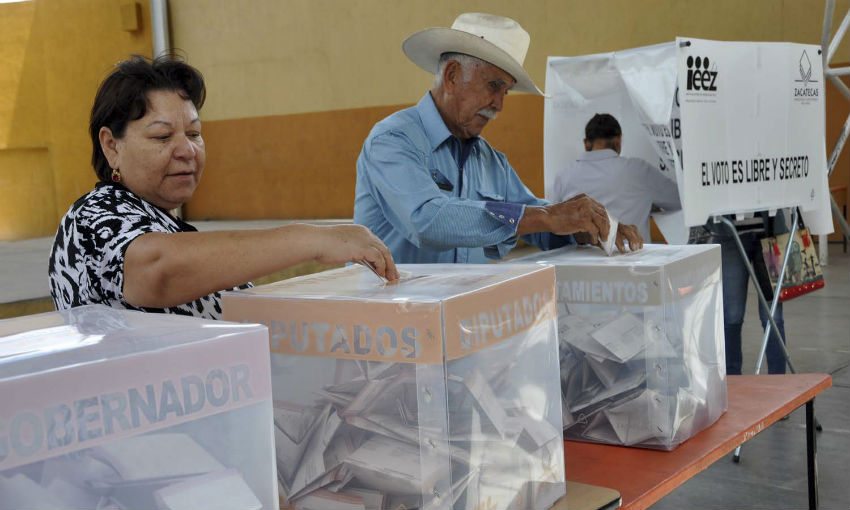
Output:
[564, 373, 833, 510]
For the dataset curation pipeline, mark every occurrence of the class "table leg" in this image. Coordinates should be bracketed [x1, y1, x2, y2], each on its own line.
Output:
[807, 399, 818, 510]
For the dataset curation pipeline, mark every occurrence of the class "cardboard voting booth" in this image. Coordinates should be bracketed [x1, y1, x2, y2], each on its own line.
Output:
[544, 37, 833, 242]
[0, 305, 277, 510]
[513, 244, 727, 450]
[223, 264, 566, 510]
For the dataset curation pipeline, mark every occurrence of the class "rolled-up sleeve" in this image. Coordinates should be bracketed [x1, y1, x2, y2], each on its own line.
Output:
[495, 152, 575, 256]
[362, 132, 521, 251]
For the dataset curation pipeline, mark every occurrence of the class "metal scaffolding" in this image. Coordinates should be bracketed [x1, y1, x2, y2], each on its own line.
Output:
[819, 1, 850, 264]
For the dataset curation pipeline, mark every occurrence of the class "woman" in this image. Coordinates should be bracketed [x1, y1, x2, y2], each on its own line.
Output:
[49, 55, 397, 319]
[702, 212, 789, 375]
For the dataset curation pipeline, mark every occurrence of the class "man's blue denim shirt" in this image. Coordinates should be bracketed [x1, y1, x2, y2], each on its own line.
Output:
[354, 92, 572, 263]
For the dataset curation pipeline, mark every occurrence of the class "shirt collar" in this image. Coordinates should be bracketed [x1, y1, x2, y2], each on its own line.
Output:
[577, 148, 619, 161]
[416, 92, 480, 152]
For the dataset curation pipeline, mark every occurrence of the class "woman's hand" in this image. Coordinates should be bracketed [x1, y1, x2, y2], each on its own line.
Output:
[312, 224, 399, 281]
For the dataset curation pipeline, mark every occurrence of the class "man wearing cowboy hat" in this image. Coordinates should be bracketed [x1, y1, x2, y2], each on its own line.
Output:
[354, 13, 643, 263]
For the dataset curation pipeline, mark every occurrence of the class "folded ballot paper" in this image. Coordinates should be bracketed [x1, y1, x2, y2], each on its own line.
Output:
[602, 211, 619, 256]
[224, 264, 567, 509]
[0, 305, 278, 510]
[511, 244, 728, 450]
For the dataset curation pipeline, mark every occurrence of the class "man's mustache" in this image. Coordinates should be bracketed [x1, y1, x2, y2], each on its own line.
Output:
[478, 108, 498, 120]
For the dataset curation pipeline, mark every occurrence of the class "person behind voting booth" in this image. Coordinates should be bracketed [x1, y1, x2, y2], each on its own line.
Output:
[552, 113, 681, 242]
[49, 55, 398, 320]
[700, 213, 790, 375]
[354, 13, 643, 263]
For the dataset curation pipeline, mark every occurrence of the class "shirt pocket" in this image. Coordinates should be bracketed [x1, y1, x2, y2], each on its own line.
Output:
[476, 189, 504, 202]
[429, 168, 455, 193]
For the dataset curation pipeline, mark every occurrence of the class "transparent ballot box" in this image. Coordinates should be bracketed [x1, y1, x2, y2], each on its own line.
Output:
[223, 264, 566, 510]
[0, 305, 277, 510]
[513, 244, 727, 450]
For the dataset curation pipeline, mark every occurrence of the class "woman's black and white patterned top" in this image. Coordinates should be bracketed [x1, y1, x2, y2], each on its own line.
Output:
[49, 182, 250, 320]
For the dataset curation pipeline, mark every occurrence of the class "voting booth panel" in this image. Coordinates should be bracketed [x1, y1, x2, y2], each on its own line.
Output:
[544, 43, 681, 204]
[677, 38, 832, 232]
[544, 38, 832, 242]
[223, 264, 566, 510]
[0, 305, 277, 510]
[513, 244, 727, 450]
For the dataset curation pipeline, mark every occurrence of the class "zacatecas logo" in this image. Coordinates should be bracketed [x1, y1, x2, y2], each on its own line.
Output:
[686, 55, 718, 92]
[793, 50, 819, 104]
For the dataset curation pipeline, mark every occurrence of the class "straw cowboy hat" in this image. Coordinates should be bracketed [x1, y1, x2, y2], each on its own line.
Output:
[402, 12, 543, 95]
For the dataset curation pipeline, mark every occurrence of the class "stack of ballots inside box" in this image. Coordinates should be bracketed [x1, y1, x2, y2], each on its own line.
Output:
[513, 244, 728, 450]
[223, 264, 566, 510]
[0, 305, 277, 510]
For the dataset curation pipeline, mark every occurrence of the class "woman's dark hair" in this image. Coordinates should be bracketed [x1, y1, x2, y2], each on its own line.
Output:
[89, 55, 206, 182]
[584, 113, 622, 142]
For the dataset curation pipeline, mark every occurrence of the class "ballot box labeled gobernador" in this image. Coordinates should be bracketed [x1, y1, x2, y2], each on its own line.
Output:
[514, 244, 728, 450]
[0, 305, 277, 510]
[223, 264, 566, 510]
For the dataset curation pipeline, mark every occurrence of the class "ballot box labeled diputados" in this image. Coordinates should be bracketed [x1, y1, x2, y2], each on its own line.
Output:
[223, 264, 566, 510]
[513, 244, 728, 450]
[0, 305, 277, 510]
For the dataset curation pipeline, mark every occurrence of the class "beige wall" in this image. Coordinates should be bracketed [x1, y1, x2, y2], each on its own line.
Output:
[0, 1, 47, 150]
[2, 1, 850, 236]
[182, 95, 545, 220]
[0, 2, 51, 239]
[171, 0, 850, 120]
[41, 0, 153, 221]
[0, 148, 53, 239]
[169, 0, 850, 222]
[0, 0, 152, 240]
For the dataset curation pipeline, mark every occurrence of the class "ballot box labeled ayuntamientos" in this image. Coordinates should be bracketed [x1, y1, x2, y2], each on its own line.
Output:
[223, 264, 566, 510]
[513, 244, 727, 450]
[0, 305, 277, 510]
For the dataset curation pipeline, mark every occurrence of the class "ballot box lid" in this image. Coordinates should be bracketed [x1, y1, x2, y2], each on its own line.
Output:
[514, 243, 717, 268]
[227, 263, 552, 303]
[0, 304, 267, 379]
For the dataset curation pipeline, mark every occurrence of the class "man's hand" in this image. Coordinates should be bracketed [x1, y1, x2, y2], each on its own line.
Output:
[519, 194, 610, 244]
[574, 223, 644, 253]
[615, 223, 643, 252]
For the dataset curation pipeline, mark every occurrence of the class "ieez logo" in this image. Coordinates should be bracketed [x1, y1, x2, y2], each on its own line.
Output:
[686, 55, 718, 92]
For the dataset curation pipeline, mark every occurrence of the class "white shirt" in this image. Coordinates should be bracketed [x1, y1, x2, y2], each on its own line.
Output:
[552, 149, 681, 241]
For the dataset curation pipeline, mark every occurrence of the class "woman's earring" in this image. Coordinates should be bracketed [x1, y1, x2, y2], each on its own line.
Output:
[111, 168, 121, 183]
